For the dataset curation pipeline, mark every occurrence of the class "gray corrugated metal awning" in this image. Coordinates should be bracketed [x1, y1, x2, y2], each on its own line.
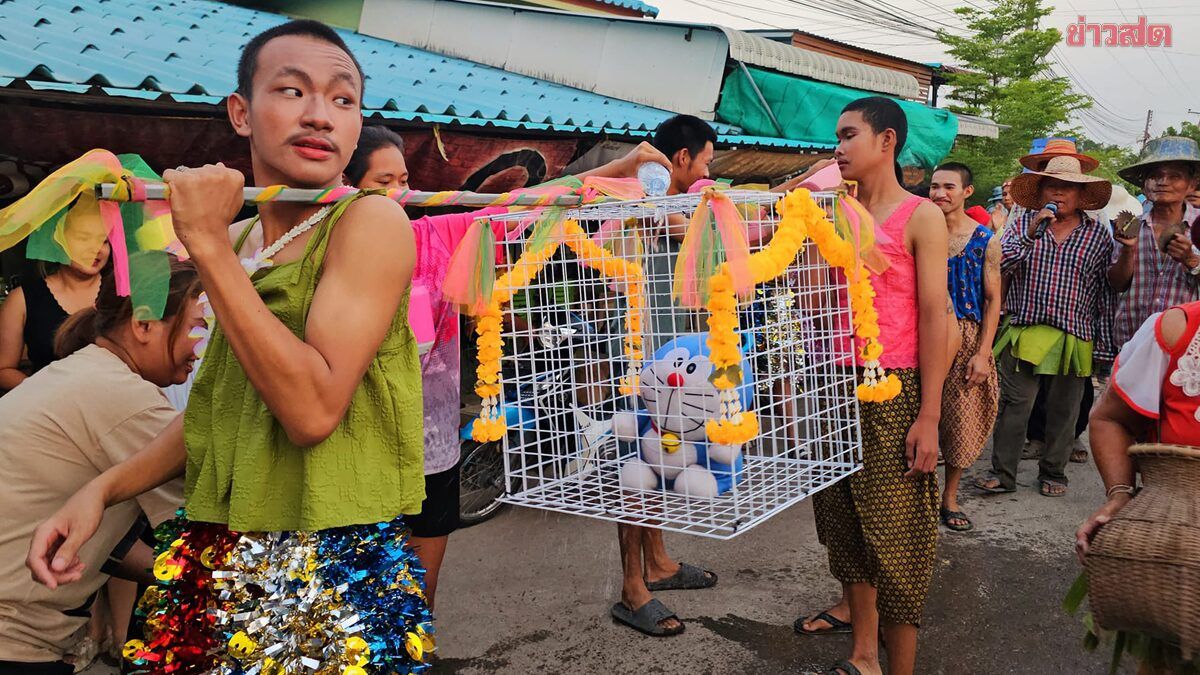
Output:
[720, 28, 922, 101]
[956, 113, 1007, 139]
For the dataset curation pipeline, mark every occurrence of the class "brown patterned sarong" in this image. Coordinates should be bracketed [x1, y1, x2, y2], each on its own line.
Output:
[812, 368, 939, 626]
[940, 319, 999, 469]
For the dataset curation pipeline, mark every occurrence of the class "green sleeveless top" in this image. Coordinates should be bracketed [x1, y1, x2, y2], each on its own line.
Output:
[183, 195, 425, 532]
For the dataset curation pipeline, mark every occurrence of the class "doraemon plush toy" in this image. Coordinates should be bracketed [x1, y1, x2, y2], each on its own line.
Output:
[612, 333, 753, 498]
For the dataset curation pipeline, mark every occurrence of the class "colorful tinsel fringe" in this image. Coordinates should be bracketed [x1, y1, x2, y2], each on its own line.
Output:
[124, 513, 433, 675]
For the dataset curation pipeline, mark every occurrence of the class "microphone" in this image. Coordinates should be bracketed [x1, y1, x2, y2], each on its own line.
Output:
[1033, 202, 1058, 239]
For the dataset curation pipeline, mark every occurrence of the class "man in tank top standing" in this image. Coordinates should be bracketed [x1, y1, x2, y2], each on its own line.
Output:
[798, 96, 950, 675]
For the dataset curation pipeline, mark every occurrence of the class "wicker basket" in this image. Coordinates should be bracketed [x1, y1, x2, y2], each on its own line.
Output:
[1086, 443, 1200, 658]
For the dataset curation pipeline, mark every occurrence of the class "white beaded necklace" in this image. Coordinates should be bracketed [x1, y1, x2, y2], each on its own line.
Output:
[194, 204, 336, 360]
[240, 204, 334, 275]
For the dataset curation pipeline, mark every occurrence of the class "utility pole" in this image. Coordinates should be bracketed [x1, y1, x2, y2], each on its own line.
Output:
[1189, 109, 1200, 125]
[1141, 109, 1154, 151]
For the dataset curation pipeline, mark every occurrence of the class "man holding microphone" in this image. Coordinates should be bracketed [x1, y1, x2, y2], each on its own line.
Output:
[975, 141, 1114, 498]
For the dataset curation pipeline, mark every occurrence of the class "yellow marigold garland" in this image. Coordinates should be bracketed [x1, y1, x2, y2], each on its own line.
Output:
[470, 222, 562, 442]
[473, 189, 899, 444]
[703, 271, 757, 445]
[702, 191, 810, 445]
[561, 219, 646, 395]
[470, 218, 647, 443]
[792, 190, 902, 402]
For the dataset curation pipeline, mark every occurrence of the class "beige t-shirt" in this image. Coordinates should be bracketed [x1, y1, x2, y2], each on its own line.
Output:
[0, 345, 183, 663]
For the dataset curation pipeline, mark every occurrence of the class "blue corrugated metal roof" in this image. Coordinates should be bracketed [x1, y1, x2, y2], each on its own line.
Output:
[0, 0, 825, 150]
[592, 0, 659, 17]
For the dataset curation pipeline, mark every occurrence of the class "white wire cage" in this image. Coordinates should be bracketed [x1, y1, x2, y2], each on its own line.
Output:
[482, 190, 862, 539]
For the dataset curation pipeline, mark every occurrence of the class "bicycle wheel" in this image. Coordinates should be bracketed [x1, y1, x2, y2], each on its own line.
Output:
[458, 439, 507, 526]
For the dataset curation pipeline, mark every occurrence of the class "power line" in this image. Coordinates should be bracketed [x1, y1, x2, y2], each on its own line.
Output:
[698, 0, 955, 44]
[1048, 46, 1143, 123]
[1105, 0, 1181, 90]
[698, 0, 888, 30]
[673, 0, 1147, 145]
[697, 0, 935, 38]
[779, 0, 945, 38]
[687, 0, 792, 29]
[1133, 0, 1190, 87]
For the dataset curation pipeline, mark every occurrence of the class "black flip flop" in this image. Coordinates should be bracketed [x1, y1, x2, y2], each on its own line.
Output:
[611, 599, 685, 637]
[939, 506, 974, 532]
[794, 611, 852, 635]
[826, 659, 865, 675]
[645, 562, 718, 591]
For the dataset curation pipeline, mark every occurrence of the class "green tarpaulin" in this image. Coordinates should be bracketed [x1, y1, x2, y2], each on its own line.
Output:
[718, 65, 959, 170]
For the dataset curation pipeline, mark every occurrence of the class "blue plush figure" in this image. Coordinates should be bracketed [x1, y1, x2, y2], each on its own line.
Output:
[611, 333, 753, 498]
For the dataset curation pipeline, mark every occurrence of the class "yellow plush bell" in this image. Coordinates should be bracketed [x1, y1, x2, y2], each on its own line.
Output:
[660, 431, 681, 454]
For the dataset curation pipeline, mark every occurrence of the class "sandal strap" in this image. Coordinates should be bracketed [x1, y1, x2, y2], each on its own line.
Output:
[635, 598, 677, 625]
[813, 611, 850, 628]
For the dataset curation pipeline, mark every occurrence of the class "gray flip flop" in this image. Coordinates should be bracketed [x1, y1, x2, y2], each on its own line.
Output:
[610, 599, 685, 637]
[645, 562, 718, 591]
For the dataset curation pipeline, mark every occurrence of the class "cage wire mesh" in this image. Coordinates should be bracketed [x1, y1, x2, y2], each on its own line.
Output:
[484, 190, 861, 539]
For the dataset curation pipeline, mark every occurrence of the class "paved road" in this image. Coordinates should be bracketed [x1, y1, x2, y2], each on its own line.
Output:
[429, 446, 1128, 674]
[83, 444, 1126, 675]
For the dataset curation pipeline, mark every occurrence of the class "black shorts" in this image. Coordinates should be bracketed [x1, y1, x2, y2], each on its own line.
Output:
[407, 462, 460, 538]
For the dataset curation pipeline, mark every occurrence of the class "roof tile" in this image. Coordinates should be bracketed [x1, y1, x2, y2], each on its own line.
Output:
[0, 0, 823, 149]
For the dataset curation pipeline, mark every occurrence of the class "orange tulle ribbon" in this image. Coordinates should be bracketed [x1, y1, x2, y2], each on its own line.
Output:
[673, 187, 753, 309]
[442, 176, 644, 315]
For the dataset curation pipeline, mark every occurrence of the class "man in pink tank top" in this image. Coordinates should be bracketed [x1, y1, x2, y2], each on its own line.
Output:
[796, 97, 950, 675]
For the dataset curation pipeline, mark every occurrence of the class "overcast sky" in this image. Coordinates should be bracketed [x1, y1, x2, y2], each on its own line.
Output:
[653, 0, 1198, 149]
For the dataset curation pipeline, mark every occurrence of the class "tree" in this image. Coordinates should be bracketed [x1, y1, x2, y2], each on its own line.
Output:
[1162, 120, 1200, 148]
[937, 0, 1094, 203]
[1073, 135, 1140, 194]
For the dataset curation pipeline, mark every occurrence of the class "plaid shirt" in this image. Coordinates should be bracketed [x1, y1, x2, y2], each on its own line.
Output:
[1001, 210, 1115, 350]
[1111, 203, 1200, 348]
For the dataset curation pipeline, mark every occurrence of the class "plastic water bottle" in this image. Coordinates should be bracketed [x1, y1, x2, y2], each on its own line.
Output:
[637, 162, 670, 197]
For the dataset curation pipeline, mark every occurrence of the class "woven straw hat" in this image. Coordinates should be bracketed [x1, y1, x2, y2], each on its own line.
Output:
[1020, 138, 1101, 173]
[1010, 155, 1113, 211]
[1118, 136, 1200, 184]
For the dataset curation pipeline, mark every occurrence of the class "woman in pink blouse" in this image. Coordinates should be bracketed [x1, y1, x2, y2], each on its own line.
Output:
[345, 126, 667, 609]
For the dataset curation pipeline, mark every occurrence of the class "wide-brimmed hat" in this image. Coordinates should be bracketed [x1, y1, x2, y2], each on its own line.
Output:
[1020, 138, 1100, 173]
[1117, 136, 1200, 184]
[987, 185, 1004, 204]
[1010, 155, 1113, 211]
